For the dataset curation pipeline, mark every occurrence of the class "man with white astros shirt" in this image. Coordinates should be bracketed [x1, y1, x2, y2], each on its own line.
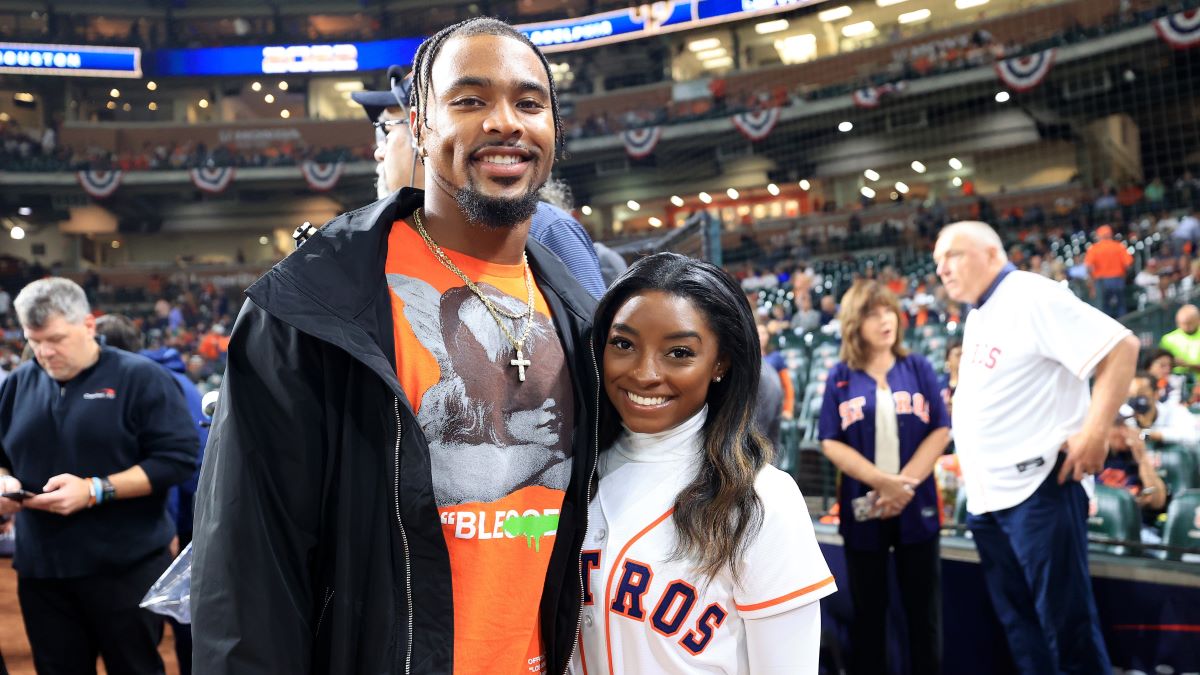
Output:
[934, 221, 1139, 674]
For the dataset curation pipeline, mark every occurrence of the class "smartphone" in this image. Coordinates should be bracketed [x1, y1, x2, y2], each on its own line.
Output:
[1, 489, 40, 501]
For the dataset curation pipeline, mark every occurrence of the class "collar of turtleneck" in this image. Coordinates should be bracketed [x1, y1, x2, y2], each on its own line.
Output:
[613, 406, 708, 464]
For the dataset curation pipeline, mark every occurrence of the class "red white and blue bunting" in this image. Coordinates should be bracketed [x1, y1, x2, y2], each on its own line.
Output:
[77, 170, 122, 199]
[852, 81, 907, 109]
[995, 49, 1056, 92]
[1155, 10, 1200, 50]
[189, 166, 236, 194]
[620, 126, 662, 159]
[731, 107, 781, 142]
[300, 161, 345, 191]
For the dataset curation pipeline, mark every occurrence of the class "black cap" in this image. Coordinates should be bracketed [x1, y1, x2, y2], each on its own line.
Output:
[350, 64, 413, 123]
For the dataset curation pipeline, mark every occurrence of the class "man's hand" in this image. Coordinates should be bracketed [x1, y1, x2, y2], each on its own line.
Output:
[0, 475, 23, 517]
[24, 474, 93, 516]
[1059, 431, 1109, 484]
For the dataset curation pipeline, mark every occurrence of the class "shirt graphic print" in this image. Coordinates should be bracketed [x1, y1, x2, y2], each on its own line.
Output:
[385, 220, 574, 674]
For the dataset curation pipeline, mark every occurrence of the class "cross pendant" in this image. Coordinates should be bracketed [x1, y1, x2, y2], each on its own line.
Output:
[510, 349, 531, 382]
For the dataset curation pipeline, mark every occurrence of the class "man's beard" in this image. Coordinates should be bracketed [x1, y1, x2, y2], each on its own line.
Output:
[455, 176, 542, 230]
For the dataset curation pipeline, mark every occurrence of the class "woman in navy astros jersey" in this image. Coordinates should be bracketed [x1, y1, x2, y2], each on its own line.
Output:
[818, 280, 951, 675]
[572, 253, 835, 675]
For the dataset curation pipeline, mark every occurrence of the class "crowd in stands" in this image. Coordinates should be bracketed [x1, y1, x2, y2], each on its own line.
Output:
[0, 121, 373, 173]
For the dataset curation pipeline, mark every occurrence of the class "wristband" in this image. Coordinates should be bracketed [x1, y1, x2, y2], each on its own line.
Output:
[91, 477, 103, 506]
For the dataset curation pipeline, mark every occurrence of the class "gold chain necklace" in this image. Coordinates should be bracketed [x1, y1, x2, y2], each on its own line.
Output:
[412, 208, 536, 381]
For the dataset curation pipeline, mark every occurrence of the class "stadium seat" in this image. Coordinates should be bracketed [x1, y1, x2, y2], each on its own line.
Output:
[776, 420, 800, 476]
[812, 343, 839, 360]
[1149, 447, 1199, 495]
[1086, 485, 1141, 556]
[1161, 489, 1200, 562]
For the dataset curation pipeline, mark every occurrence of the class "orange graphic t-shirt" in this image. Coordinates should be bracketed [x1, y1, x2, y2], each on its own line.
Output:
[385, 219, 574, 674]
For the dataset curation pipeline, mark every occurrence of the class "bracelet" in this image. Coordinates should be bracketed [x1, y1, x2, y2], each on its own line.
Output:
[91, 477, 103, 506]
[100, 477, 116, 503]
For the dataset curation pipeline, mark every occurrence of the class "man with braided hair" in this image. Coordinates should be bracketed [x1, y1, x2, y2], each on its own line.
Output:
[192, 17, 599, 674]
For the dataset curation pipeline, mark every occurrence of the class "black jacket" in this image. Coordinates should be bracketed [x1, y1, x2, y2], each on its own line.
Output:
[192, 188, 599, 674]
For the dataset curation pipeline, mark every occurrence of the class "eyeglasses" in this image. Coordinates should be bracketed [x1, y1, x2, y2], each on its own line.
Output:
[373, 119, 406, 147]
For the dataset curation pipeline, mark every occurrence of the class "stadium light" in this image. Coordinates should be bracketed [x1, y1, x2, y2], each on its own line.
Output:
[774, 34, 817, 65]
[952, 176, 963, 187]
[649, 217, 663, 228]
[818, 6, 853, 21]
[278, 81, 289, 91]
[799, 179, 811, 190]
[767, 183, 781, 196]
[18, 207, 31, 216]
[727, 188, 739, 200]
[627, 200, 641, 211]
[955, 0, 988, 8]
[111, 240, 120, 249]
[146, 81, 157, 91]
[838, 121, 854, 132]
[697, 48, 726, 60]
[105, 101, 116, 110]
[895, 181, 910, 194]
[860, 186, 877, 199]
[755, 19, 789, 34]
[949, 157, 963, 170]
[670, 195, 685, 207]
[109, 88, 120, 98]
[264, 93, 275, 103]
[699, 192, 713, 204]
[0, 112, 8, 122]
[688, 38, 722, 52]
[581, 205, 593, 215]
[703, 56, 733, 69]
[995, 91, 1011, 103]
[14, 93, 34, 104]
[10, 226, 24, 240]
[877, 0, 909, 5]
[259, 236, 270, 245]
[198, 98, 209, 109]
[841, 21, 876, 38]
[148, 102, 157, 111]
[898, 8, 931, 24]
[864, 169, 880, 181]
[911, 160, 927, 173]
[280, 109, 290, 119]
[122, 103, 131, 112]
[251, 82, 262, 92]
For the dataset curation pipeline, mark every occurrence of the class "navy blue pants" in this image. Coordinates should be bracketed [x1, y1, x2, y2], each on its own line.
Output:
[967, 467, 1111, 675]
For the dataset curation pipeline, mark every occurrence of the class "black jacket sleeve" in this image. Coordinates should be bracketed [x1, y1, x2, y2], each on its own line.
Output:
[192, 300, 328, 674]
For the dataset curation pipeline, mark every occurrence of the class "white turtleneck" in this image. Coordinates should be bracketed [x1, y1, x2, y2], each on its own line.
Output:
[574, 405, 829, 675]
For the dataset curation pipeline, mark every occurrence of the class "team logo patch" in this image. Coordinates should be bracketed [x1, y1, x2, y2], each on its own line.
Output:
[77, 170, 123, 199]
[189, 166, 236, 194]
[1155, 10, 1200, 49]
[730, 108, 781, 142]
[82, 388, 116, 400]
[995, 49, 1056, 92]
[300, 161, 345, 191]
[620, 126, 662, 159]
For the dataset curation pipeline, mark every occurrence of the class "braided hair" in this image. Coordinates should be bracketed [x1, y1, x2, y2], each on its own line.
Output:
[408, 17, 565, 159]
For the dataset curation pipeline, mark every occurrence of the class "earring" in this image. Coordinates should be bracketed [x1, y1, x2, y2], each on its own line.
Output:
[713, 376, 722, 383]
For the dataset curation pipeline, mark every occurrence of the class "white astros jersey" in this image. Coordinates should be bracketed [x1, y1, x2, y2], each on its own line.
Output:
[953, 270, 1131, 515]
[571, 413, 835, 675]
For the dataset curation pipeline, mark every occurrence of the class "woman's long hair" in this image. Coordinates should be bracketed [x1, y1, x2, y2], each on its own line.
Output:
[593, 253, 770, 582]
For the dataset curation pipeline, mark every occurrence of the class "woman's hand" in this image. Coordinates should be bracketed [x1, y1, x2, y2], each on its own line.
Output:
[873, 473, 920, 519]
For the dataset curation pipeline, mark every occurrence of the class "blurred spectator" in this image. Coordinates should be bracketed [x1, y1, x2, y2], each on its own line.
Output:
[1160, 304, 1200, 375]
[818, 280, 950, 675]
[1126, 371, 1198, 446]
[818, 295, 838, 327]
[939, 339, 962, 415]
[0, 278, 197, 675]
[1143, 348, 1185, 406]
[1102, 413, 1169, 530]
[1133, 258, 1163, 305]
[755, 321, 786, 455]
[791, 292, 822, 333]
[1084, 225, 1133, 318]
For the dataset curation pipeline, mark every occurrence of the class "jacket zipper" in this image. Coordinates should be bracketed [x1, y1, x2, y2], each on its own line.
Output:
[393, 397, 414, 675]
[563, 341, 601, 675]
[314, 587, 334, 638]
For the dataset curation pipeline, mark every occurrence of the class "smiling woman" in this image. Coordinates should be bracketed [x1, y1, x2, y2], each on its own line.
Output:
[579, 252, 836, 675]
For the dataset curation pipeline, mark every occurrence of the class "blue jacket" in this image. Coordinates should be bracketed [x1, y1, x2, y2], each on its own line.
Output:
[818, 353, 950, 550]
[142, 347, 207, 537]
